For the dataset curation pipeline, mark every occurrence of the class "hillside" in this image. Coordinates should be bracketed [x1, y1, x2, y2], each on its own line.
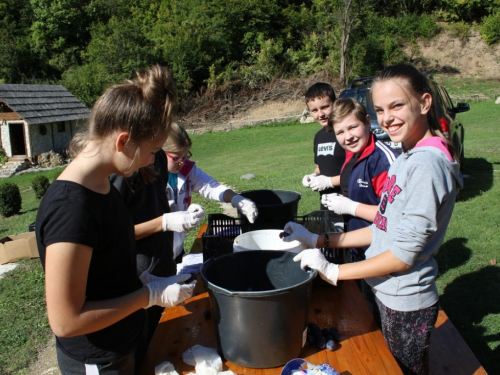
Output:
[179, 28, 500, 130]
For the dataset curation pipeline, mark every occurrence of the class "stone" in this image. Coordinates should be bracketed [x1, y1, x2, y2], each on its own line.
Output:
[240, 173, 255, 180]
[37, 151, 65, 168]
[495, 97, 500, 104]
[300, 108, 315, 123]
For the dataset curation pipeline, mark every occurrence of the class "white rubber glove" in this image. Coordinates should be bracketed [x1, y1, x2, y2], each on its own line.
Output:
[162, 208, 204, 233]
[302, 173, 317, 188]
[144, 273, 196, 308]
[282, 221, 319, 248]
[188, 204, 205, 220]
[321, 193, 360, 216]
[309, 175, 333, 191]
[231, 195, 258, 223]
[293, 249, 339, 286]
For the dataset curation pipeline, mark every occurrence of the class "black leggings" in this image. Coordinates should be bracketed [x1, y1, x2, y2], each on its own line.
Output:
[376, 298, 439, 375]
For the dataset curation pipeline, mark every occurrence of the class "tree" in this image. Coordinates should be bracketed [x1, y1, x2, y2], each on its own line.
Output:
[30, 0, 91, 73]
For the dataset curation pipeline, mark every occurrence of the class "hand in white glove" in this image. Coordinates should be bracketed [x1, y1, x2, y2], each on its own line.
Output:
[302, 173, 317, 188]
[293, 249, 339, 286]
[282, 221, 319, 248]
[309, 175, 333, 191]
[321, 193, 360, 216]
[144, 273, 196, 308]
[231, 195, 258, 223]
[188, 204, 205, 220]
[162, 207, 204, 233]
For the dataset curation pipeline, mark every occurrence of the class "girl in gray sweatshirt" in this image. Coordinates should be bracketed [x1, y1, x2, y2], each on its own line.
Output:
[286, 63, 463, 375]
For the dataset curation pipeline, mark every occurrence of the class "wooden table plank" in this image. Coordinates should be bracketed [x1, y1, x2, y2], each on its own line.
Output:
[429, 309, 488, 375]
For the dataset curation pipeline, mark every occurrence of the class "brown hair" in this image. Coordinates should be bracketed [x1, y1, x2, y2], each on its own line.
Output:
[369, 63, 459, 164]
[68, 65, 177, 158]
[332, 98, 369, 127]
[163, 122, 192, 153]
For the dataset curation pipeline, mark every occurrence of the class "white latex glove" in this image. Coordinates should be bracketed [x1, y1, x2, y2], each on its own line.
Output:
[162, 209, 204, 233]
[302, 173, 317, 188]
[188, 203, 205, 220]
[282, 221, 319, 248]
[231, 195, 258, 223]
[293, 249, 339, 286]
[321, 193, 360, 216]
[309, 175, 333, 191]
[144, 273, 196, 308]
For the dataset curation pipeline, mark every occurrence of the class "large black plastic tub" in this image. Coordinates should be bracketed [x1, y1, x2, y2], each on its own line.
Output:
[239, 189, 301, 230]
[201, 250, 316, 368]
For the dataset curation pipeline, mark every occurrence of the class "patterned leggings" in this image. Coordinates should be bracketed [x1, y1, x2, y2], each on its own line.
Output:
[376, 298, 439, 375]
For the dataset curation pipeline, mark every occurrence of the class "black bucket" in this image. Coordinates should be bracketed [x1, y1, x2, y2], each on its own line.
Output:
[201, 250, 316, 368]
[239, 189, 301, 230]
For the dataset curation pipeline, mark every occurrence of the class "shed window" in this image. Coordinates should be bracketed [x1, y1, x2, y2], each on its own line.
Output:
[39, 125, 47, 135]
[57, 123, 66, 133]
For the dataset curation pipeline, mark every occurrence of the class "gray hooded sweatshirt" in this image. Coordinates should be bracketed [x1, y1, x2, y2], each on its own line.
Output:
[365, 137, 463, 312]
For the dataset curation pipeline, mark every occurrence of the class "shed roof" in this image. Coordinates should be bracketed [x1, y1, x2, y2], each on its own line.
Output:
[0, 84, 90, 125]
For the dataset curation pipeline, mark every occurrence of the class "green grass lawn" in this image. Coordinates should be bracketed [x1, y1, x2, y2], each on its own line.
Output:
[0, 100, 499, 374]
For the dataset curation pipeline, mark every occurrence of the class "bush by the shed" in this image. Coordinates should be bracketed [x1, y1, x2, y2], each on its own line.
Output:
[31, 175, 50, 199]
[0, 183, 22, 217]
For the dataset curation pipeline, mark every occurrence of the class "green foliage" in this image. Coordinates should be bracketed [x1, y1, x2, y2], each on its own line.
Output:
[0, 146, 8, 165]
[439, 0, 499, 22]
[0, 0, 497, 105]
[240, 35, 284, 88]
[30, 0, 91, 73]
[444, 21, 472, 42]
[0, 183, 22, 217]
[31, 176, 50, 200]
[481, 10, 500, 45]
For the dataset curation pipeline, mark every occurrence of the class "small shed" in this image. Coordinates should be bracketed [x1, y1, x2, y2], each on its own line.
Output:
[0, 84, 90, 162]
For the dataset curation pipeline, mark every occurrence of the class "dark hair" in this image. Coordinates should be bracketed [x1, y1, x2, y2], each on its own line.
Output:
[304, 82, 336, 104]
[332, 98, 369, 127]
[370, 63, 458, 163]
[69, 65, 177, 158]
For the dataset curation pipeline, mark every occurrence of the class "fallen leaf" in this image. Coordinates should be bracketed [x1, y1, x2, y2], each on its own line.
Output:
[490, 258, 497, 265]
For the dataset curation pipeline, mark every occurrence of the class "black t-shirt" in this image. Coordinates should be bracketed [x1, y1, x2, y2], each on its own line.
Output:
[35, 180, 144, 363]
[313, 127, 345, 197]
[110, 150, 176, 277]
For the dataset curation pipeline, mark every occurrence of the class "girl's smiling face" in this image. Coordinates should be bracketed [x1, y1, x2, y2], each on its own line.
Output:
[371, 79, 432, 150]
[333, 113, 371, 154]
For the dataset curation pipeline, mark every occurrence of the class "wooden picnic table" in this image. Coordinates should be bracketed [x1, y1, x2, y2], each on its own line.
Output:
[138, 224, 403, 374]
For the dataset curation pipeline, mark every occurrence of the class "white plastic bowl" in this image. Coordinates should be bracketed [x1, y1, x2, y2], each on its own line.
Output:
[233, 229, 306, 253]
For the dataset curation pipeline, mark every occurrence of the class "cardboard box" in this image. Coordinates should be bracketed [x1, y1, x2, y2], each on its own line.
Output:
[0, 232, 39, 265]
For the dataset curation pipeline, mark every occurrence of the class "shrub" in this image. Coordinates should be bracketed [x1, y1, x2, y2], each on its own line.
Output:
[0, 146, 8, 165]
[0, 182, 22, 217]
[31, 175, 50, 200]
[481, 11, 500, 46]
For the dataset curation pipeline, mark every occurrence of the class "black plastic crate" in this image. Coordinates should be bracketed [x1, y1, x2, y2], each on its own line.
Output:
[202, 211, 346, 263]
